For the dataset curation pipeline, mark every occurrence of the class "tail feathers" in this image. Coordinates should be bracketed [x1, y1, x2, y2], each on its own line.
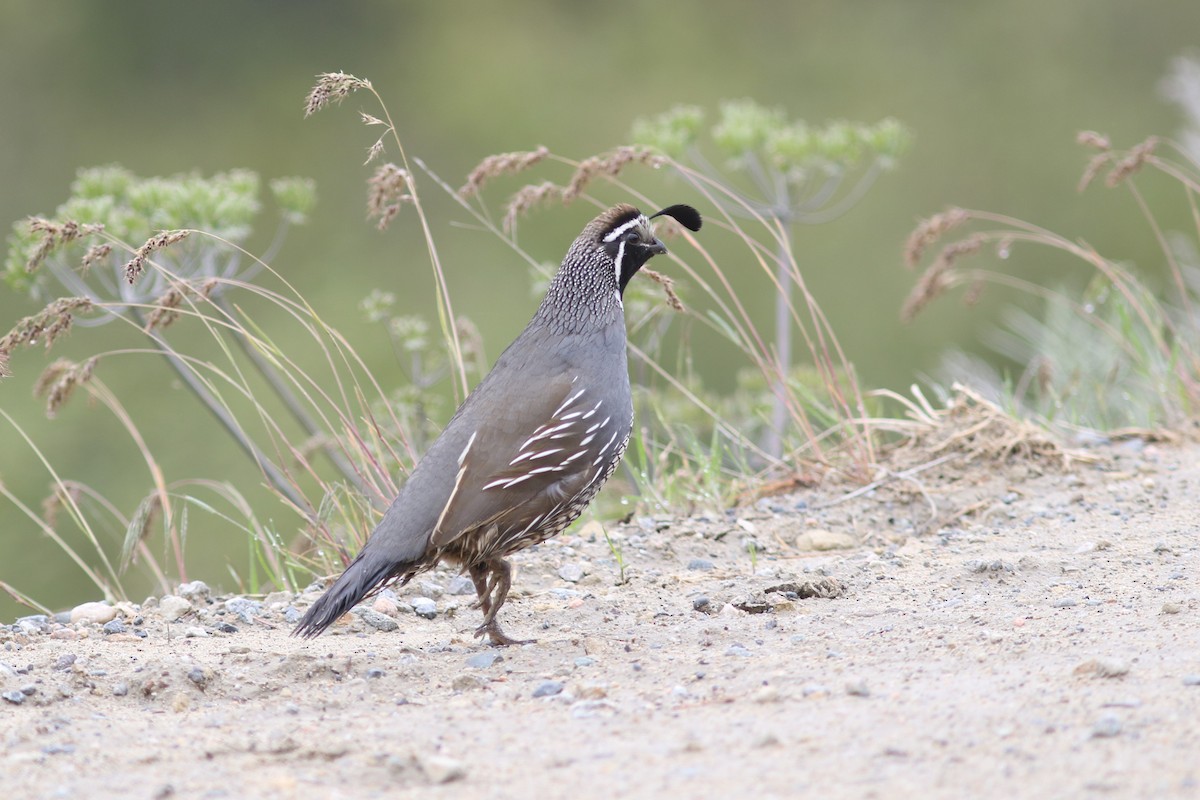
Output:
[292, 551, 403, 639]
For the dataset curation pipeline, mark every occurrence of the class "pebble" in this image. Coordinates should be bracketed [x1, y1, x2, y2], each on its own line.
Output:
[366, 668, 385, 679]
[532, 680, 564, 698]
[410, 598, 437, 620]
[53, 654, 76, 671]
[1183, 675, 1200, 686]
[794, 530, 857, 551]
[2, 690, 24, 705]
[102, 619, 126, 635]
[158, 595, 192, 622]
[359, 609, 399, 632]
[215, 623, 238, 634]
[726, 644, 752, 658]
[112, 682, 128, 697]
[446, 576, 476, 596]
[687, 558, 715, 571]
[224, 598, 263, 624]
[177, 581, 211, 604]
[282, 606, 302, 625]
[187, 667, 208, 689]
[574, 657, 595, 667]
[1091, 713, 1123, 738]
[70, 602, 117, 625]
[466, 652, 502, 669]
[1161, 602, 1182, 615]
[416, 753, 466, 784]
[373, 596, 400, 617]
[417, 581, 444, 598]
[718, 603, 743, 618]
[845, 679, 871, 697]
[692, 597, 711, 612]
[1052, 599, 1078, 608]
[558, 564, 585, 583]
[184, 627, 208, 638]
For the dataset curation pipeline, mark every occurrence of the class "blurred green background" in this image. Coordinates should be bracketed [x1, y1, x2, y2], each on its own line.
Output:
[2, 1, 1197, 619]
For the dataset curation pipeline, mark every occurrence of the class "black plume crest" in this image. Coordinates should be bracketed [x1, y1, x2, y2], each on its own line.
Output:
[650, 204, 702, 232]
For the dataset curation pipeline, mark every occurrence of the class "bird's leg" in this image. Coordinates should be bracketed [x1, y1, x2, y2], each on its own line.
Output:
[468, 562, 492, 617]
[473, 558, 535, 647]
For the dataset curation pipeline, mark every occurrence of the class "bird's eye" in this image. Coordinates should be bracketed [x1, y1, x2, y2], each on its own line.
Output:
[623, 230, 641, 244]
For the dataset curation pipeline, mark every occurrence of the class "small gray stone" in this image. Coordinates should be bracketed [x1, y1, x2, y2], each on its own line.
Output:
[184, 626, 208, 638]
[575, 657, 595, 667]
[366, 668, 385, 679]
[410, 597, 437, 620]
[1091, 714, 1123, 738]
[726, 644, 752, 658]
[112, 682, 128, 697]
[845, 679, 871, 697]
[224, 598, 263, 624]
[19, 683, 36, 696]
[282, 606, 302, 625]
[533, 680, 564, 698]
[1052, 599, 1078, 608]
[416, 753, 466, 784]
[549, 588, 581, 600]
[177, 581, 211, 604]
[446, 575, 476, 596]
[2, 690, 24, 705]
[1182, 675, 1200, 686]
[187, 667, 208, 689]
[558, 564, 585, 583]
[417, 581, 444, 598]
[692, 596, 711, 612]
[158, 595, 191, 622]
[687, 558, 715, 571]
[53, 654, 76, 672]
[102, 619, 126, 635]
[466, 652, 502, 669]
[359, 609, 399, 632]
[215, 622, 238, 634]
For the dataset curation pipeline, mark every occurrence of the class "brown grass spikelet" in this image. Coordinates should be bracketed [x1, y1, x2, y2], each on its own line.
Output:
[0, 351, 10, 378]
[900, 234, 985, 322]
[304, 71, 372, 118]
[1076, 130, 1111, 151]
[0, 297, 95, 366]
[145, 286, 186, 331]
[367, 163, 411, 230]
[34, 357, 98, 417]
[1105, 136, 1158, 187]
[503, 182, 565, 233]
[563, 146, 665, 202]
[458, 146, 551, 198]
[904, 207, 970, 268]
[123, 230, 190, 284]
[80, 243, 113, 273]
[641, 267, 685, 312]
[25, 218, 105, 273]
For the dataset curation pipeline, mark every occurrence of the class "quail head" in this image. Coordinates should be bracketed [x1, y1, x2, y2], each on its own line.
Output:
[294, 202, 702, 645]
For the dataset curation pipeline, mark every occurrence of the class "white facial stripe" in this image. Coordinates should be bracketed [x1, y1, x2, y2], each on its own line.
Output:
[614, 240, 625, 287]
[603, 216, 648, 243]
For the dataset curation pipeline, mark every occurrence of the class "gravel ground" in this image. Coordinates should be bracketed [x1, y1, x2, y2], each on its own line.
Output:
[2, 439, 1198, 799]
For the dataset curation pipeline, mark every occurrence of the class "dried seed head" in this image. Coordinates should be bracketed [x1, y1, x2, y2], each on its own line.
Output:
[904, 208, 970, 268]
[123, 230, 190, 284]
[503, 182, 565, 233]
[900, 234, 985, 322]
[0, 297, 95, 366]
[80, 243, 113, 273]
[34, 357, 98, 417]
[24, 218, 105, 273]
[1077, 131, 1111, 150]
[1077, 152, 1112, 193]
[641, 267, 685, 312]
[304, 72, 372, 118]
[563, 147, 664, 202]
[1105, 136, 1158, 187]
[0, 351, 10, 378]
[145, 287, 185, 331]
[366, 163, 411, 230]
[459, 146, 551, 198]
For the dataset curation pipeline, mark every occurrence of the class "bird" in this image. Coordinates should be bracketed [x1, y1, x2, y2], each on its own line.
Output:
[294, 202, 702, 645]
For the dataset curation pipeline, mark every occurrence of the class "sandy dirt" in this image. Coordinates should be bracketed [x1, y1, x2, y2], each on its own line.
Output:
[2, 436, 1199, 800]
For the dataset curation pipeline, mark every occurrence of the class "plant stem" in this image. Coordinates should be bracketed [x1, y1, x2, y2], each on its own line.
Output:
[133, 309, 312, 516]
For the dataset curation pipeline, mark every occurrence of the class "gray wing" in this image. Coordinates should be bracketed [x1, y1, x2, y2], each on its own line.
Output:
[429, 372, 628, 552]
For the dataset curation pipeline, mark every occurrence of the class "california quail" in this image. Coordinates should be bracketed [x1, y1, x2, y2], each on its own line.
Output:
[294, 202, 702, 645]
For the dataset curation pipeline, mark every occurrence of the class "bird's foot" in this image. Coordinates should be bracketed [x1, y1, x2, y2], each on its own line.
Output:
[474, 620, 535, 647]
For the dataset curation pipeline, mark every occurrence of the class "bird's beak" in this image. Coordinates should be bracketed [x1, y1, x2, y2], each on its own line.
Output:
[647, 238, 667, 256]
